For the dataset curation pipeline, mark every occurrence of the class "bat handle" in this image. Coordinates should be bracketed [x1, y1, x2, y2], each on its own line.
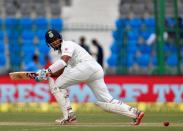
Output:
[27, 73, 37, 79]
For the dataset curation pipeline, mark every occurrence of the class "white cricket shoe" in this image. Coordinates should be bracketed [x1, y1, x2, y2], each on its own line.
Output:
[55, 112, 77, 125]
[133, 111, 144, 125]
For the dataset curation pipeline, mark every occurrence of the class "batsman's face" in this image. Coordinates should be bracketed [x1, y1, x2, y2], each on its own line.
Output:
[50, 39, 62, 50]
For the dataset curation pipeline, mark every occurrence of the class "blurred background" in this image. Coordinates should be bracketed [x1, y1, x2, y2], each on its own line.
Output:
[0, 0, 183, 75]
[0, 0, 183, 113]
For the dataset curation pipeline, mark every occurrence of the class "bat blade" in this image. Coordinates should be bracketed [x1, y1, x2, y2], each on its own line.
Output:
[9, 72, 38, 80]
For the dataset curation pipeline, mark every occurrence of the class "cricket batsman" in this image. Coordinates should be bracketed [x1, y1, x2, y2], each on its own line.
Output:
[35, 29, 144, 125]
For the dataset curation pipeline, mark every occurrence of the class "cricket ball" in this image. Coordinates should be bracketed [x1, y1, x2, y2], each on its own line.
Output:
[163, 122, 169, 127]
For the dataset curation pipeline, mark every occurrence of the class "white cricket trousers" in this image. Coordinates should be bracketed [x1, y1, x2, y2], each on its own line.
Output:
[49, 61, 139, 119]
[51, 60, 113, 103]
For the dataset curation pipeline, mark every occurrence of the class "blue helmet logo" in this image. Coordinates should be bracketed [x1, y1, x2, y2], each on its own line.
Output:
[48, 31, 54, 38]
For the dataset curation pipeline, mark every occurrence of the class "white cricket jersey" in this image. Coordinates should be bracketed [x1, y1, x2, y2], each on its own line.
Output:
[59, 40, 94, 67]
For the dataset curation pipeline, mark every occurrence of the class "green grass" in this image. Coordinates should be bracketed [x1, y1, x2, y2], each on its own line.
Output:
[0, 112, 182, 131]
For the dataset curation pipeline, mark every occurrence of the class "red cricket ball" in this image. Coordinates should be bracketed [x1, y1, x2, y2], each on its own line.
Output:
[163, 122, 170, 127]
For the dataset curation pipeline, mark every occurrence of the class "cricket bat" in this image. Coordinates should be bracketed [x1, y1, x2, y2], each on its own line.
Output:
[9, 72, 38, 80]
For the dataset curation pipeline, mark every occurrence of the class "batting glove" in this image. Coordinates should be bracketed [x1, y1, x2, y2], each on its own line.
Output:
[35, 69, 49, 81]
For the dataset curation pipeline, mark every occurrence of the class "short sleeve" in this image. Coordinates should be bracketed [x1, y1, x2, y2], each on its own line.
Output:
[61, 42, 74, 57]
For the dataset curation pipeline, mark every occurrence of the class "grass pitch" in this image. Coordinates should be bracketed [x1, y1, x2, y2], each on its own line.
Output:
[0, 112, 182, 131]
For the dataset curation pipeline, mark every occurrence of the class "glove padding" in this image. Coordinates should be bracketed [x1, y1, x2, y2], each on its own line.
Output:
[35, 69, 49, 81]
